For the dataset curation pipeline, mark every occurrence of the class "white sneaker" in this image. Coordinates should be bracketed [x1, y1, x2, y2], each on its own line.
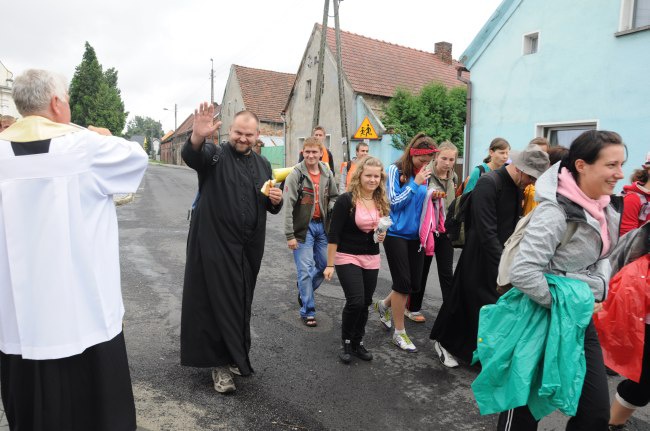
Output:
[404, 310, 426, 323]
[212, 366, 236, 393]
[374, 300, 392, 329]
[392, 332, 417, 352]
[433, 340, 459, 368]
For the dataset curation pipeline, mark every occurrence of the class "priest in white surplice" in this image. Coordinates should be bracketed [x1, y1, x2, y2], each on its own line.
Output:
[0, 69, 147, 431]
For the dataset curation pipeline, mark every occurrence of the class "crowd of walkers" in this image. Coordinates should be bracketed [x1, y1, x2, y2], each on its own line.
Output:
[1, 68, 648, 431]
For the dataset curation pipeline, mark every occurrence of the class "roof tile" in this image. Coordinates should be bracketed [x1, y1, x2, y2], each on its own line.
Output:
[234, 65, 296, 123]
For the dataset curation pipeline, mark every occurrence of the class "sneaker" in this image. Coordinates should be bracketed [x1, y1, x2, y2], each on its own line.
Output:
[212, 366, 236, 393]
[392, 332, 417, 353]
[339, 340, 352, 364]
[374, 300, 392, 329]
[404, 310, 426, 323]
[433, 340, 459, 368]
[229, 364, 242, 376]
[351, 341, 373, 361]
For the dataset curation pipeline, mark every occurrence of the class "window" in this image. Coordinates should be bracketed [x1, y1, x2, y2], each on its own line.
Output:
[538, 122, 597, 147]
[619, 0, 650, 32]
[306, 79, 312, 99]
[523, 32, 539, 55]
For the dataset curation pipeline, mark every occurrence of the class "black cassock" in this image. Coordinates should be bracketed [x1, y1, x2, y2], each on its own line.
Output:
[180, 140, 281, 375]
[430, 166, 522, 362]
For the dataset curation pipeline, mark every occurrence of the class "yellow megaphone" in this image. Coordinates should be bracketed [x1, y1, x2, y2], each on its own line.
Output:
[272, 166, 295, 183]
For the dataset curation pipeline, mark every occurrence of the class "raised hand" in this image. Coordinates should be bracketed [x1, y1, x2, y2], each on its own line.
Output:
[190, 102, 221, 147]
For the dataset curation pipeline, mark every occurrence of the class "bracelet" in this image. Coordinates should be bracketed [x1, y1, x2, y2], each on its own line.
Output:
[326, 265, 334, 268]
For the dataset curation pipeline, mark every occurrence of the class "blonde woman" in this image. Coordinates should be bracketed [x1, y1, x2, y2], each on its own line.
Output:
[324, 157, 389, 363]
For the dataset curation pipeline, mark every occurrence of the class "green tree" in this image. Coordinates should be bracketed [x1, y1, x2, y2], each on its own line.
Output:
[382, 82, 467, 155]
[69, 42, 128, 135]
[125, 115, 164, 145]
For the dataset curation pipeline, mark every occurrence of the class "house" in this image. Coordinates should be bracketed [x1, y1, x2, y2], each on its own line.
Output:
[160, 113, 194, 166]
[460, 0, 649, 182]
[0, 61, 19, 119]
[284, 24, 467, 170]
[220, 65, 295, 166]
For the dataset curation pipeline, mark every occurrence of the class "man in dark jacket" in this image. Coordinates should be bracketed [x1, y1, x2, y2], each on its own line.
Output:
[430, 143, 549, 367]
[181, 104, 283, 394]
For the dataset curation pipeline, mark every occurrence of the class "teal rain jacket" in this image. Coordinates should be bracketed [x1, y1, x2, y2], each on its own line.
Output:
[471, 274, 594, 420]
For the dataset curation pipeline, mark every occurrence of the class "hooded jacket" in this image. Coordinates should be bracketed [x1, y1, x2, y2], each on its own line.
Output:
[620, 182, 650, 235]
[511, 162, 621, 307]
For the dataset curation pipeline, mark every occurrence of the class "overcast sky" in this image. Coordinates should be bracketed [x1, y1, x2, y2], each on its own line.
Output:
[2, 0, 502, 132]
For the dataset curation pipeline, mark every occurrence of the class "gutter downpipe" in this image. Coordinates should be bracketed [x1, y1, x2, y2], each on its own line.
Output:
[280, 111, 287, 167]
[456, 66, 471, 177]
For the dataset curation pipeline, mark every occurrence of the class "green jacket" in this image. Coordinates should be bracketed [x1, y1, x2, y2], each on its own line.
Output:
[471, 274, 594, 420]
[283, 161, 338, 242]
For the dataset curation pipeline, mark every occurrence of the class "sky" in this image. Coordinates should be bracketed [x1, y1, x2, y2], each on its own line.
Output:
[1, 0, 503, 133]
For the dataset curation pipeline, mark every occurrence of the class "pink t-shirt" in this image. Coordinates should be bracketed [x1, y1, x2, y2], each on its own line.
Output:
[334, 201, 380, 269]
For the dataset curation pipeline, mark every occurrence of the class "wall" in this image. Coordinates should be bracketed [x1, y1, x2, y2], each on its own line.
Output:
[285, 27, 357, 168]
[220, 66, 246, 138]
[467, 0, 650, 183]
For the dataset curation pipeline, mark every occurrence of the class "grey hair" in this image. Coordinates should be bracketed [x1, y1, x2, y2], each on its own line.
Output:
[12, 69, 69, 116]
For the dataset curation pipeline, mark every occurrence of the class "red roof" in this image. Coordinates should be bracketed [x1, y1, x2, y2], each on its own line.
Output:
[234, 65, 296, 123]
[322, 25, 465, 97]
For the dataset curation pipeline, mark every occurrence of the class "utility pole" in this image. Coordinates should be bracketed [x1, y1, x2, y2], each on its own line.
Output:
[312, 0, 329, 130]
[333, 0, 349, 162]
[210, 58, 215, 106]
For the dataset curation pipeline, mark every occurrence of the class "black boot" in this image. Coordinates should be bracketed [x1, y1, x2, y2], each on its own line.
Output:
[351, 341, 373, 361]
[339, 340, 352, 364]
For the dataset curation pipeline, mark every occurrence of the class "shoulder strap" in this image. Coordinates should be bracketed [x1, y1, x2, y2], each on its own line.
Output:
[478, 164, 486, 176]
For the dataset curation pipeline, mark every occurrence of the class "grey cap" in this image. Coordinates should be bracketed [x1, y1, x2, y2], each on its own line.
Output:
[510, 143, 550, 179]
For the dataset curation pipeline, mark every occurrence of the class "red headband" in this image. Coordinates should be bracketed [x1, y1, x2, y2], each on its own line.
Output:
[410, 147, 439, 156]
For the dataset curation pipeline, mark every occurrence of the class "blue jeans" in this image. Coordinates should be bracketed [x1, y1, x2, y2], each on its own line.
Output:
[293, 220, 328, 318]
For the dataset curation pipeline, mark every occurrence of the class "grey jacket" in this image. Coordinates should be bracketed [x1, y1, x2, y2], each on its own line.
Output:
[283, 161, 338, 242]
[511, 162, 621, 307]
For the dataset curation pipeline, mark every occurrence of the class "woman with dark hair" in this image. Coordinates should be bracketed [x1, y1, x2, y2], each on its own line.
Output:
[462, 137, 511, 194]
[496, 130, 625, 430]
[619, 153, 650, 236]
[374, 133, 438, 352]
[324, 157, 389, 364]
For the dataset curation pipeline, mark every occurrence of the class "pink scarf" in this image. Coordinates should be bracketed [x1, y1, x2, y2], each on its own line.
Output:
[557, 167, 611, 256]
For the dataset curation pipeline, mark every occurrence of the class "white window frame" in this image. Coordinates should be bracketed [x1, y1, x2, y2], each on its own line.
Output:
[535, 120, 599, 147]
[619, 0, 650, 32]
[523, 31, 540, 55]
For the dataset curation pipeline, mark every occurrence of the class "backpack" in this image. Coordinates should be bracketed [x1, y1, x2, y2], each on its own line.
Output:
[456, 164, 486, 197]
[496, 209, 577, 292]
[445, 168, 500, 248]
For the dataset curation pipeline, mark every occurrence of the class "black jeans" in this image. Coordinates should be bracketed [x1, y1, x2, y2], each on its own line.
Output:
[617, 324, 650, 408]
[497, 321, 610, 430]
[408, 232, 454, 312]
[383, 235, 424, 295]
[336, 263, 379, 343]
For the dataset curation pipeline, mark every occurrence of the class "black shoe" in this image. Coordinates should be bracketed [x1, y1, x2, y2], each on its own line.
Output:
[339, 341, 352, 364]
[609, 424, 628, 430]
[351, 341, 373, 361]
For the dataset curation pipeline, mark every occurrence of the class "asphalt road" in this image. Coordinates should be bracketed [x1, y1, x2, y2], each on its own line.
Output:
[116, 162, 649, 431]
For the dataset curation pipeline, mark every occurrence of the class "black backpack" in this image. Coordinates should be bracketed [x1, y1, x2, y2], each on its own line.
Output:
[445, 168, 501, 248]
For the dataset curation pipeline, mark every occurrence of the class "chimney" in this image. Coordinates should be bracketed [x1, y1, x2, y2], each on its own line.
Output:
[435, 41, 453, 65]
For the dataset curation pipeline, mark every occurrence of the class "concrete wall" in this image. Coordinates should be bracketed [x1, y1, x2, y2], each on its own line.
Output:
[220, 66, 246, 140]
[467, 0, 650, 184]
[285, 27, 356, 168]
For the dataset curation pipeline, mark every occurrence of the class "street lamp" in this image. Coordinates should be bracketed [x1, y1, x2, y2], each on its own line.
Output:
[163, 103, 177, 131]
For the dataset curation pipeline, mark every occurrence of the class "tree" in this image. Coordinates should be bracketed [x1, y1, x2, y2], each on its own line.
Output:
[69, 42, 128, 135]
[143, 137, 150, 157]
[125, 115, 164, 145]
[382, 82, 467, 155]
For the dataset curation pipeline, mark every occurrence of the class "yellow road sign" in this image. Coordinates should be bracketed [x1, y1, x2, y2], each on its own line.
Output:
[353, 117, 379, 140]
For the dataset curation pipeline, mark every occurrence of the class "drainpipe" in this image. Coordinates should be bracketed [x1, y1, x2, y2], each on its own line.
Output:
[456, 66, 471, 177]
[280, 111, 287, 167]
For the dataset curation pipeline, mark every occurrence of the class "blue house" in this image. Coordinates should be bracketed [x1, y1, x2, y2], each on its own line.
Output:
[460, 0, 650, 182]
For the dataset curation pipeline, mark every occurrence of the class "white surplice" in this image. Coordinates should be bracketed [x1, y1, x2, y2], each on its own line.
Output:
[0, 116, 147, 359]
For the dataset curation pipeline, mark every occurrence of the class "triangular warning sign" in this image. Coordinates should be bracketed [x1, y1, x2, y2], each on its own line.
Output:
[353, 117, 379, 140]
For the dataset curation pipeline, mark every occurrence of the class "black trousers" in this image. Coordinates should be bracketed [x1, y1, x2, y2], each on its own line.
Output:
[497, 321, 610, 431]
[1, 332, 137, 431]
[336, 263, 379, 343]
[617, 324, 650, 408]
[383, 235, 424, 295]
[408, 232, 454, 312]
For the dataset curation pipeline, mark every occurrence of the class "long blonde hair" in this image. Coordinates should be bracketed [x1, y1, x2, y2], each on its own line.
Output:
[348, 156, 390, 216]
